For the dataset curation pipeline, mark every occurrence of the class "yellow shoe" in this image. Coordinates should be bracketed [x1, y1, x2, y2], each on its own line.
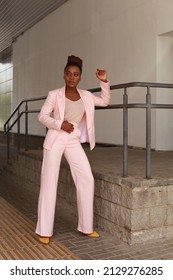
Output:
[38, 237, 50, 244]
[87, 231, 100, 238]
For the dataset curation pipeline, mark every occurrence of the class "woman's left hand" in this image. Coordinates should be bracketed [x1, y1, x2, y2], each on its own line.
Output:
[96, 69, 108, 82]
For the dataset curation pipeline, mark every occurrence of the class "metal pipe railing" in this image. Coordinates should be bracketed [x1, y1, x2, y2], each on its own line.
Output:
[4, 82, 173, 178]
[123, 87, 128, 177]
[146, 86, 152, 179]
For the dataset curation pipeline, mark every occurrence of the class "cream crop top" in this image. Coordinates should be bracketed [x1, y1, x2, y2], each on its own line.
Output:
[64, 98, 85, 124]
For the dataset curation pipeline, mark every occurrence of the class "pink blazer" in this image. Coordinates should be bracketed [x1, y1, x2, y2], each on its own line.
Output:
[39, 81, 110, 150]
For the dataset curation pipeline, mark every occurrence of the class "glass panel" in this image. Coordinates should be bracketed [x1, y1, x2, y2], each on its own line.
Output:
[0, 50, 13, 129]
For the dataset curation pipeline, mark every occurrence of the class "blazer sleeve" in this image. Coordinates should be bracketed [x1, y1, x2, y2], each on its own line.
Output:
[92, 81, 110, 107]
[38, 91, 63, 130]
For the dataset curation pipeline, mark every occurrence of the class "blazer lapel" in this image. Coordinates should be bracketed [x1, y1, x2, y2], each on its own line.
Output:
[57, 87, 65, 120]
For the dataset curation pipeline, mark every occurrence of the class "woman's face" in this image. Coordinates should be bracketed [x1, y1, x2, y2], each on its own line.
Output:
[64, 65, 81, 89]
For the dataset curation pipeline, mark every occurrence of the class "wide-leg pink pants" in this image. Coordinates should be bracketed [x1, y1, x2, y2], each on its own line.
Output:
[35, 126, 94, 237]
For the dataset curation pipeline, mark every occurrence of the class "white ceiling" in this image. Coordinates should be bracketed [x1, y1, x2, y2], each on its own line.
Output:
[0, 0, 68, 53]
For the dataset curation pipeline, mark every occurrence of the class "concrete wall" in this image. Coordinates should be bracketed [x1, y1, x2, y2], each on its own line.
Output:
[12, 0, 173, 150]
[155, 0, 173, 150]
[156, 33, 173, 150]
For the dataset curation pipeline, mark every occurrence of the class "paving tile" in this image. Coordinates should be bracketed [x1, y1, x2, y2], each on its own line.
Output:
[76, 253, 94, 260]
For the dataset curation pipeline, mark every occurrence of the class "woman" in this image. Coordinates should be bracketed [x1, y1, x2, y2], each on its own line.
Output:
[36, 55, 110, 244]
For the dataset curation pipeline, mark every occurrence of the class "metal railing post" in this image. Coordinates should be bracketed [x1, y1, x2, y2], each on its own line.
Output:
[17, 108, 20, 151]
[7, 123, 10, 160]
[146, 86, 151, 179]
[123, 87, 128, 177]
[25, 101, 28, 151]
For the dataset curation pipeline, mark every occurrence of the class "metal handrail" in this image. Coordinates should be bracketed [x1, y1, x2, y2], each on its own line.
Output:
[4, 81, 173, 178]
[4, 96, 46, 133]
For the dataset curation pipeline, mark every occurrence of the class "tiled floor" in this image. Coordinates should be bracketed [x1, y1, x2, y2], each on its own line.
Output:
[0, 196, 78, 260]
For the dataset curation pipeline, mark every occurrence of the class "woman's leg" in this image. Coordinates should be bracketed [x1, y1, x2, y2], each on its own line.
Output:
[35, 144, 64, 237]
[64, 143, 94, 234]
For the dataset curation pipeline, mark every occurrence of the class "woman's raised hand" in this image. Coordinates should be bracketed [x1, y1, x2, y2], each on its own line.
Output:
[96, 69, 108, 82]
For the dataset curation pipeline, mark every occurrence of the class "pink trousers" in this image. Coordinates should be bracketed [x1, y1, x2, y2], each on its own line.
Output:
[35, 126, 94, 237]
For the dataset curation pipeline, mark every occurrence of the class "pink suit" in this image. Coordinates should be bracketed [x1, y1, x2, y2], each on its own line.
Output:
[35, 81, 110, 237]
